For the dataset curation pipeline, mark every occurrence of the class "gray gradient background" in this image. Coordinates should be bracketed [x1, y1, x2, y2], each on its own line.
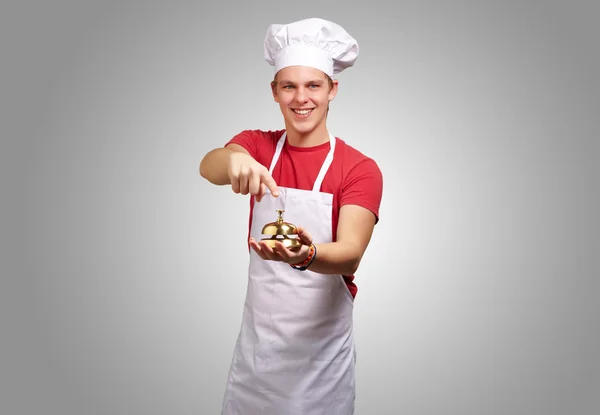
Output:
[3, 0, 599, 414]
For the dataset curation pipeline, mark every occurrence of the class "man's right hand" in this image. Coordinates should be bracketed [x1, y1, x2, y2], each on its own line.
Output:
[228, 152, 280, 202]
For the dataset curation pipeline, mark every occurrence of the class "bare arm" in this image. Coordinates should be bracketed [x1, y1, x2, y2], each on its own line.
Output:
[199, 143, 249, 185]
[307, 204, 376, 275]
[199, 143, 279, 200]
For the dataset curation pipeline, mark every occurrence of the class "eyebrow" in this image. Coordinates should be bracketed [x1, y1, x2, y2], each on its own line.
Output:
[278, 79, 325, 85]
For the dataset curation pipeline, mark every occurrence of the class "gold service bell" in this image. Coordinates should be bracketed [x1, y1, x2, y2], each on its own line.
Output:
[260, 210, 302, 251]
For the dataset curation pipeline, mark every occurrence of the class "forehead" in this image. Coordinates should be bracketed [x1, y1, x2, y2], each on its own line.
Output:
[276, 66, 328, 82]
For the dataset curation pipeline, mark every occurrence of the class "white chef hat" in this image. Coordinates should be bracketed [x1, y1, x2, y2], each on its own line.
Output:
[264, 18, 359, 78]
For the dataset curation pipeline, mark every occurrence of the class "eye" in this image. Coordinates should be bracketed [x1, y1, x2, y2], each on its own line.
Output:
[282, 85, 294, 89]
[309, 84, 319, 88]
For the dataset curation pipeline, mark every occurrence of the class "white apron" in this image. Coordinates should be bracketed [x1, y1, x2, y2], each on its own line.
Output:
[221, 132, 356, 415]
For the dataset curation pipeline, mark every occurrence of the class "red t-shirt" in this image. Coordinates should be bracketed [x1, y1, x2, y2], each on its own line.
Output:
[226, 129, 383, 298]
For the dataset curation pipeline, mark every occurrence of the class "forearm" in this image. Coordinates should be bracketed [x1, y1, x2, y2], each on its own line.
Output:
[199, 148, 234, 185]
[307, 241, 363, 276]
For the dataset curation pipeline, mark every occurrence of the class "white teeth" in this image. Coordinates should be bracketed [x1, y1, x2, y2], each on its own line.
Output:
[293, 109, 312, 115]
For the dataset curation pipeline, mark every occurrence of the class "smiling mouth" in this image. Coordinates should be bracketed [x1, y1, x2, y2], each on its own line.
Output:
[292, 108, 314, 115]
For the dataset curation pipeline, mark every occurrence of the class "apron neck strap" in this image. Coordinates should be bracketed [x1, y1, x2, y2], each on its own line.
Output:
[268, 131, 336, 192]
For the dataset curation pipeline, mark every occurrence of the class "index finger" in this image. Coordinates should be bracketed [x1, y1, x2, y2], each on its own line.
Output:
[260, 172, 280, 197]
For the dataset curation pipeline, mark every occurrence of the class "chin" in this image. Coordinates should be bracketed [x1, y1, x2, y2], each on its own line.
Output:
[290, 124, 318, 136]
[287, 118, 323, 135]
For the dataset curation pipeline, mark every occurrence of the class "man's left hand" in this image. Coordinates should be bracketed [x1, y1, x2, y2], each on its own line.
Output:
[249, 226, 313, 265]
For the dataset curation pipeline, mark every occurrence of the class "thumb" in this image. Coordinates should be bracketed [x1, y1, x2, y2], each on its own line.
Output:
[296, 226, 313, 245]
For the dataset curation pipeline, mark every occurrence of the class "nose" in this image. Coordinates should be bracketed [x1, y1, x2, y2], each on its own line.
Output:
[294, 86, 309, 103]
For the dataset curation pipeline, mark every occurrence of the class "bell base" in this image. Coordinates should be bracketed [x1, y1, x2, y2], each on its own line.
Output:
[260, 237, 302, 251]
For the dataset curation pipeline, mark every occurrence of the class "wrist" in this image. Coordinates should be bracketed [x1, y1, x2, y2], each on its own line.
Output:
[290, 243, 317, 271]
[291, 244, 310, 264]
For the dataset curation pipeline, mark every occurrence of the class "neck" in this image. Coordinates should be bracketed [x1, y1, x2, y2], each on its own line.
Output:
[284, 124, 330, 148]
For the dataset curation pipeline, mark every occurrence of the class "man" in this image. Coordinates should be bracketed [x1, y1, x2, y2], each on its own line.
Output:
[199, 17, 383, 415]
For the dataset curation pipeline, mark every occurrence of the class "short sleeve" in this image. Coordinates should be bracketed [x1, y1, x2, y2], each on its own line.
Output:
[226, 130, 260, 160]
[340, 158, 383, 223]
[225, 129, 283, 168]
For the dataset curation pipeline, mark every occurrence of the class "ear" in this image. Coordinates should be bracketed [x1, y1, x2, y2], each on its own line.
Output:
[271, 81, 279, 103]
[328, 79, 339, 102]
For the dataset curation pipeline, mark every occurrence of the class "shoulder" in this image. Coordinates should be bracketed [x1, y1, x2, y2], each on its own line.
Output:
[226, 129, 285, 164]
[228, 129, 285, 146]
[334, 137, 383, 178]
